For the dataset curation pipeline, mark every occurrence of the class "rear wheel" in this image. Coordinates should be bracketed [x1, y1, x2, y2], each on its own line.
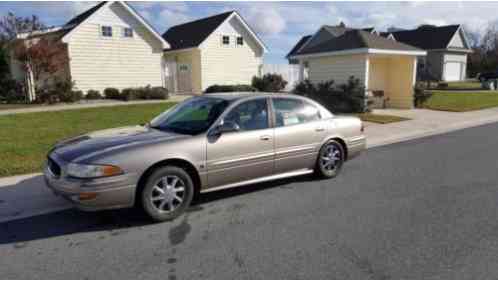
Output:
[315, 140, 345, 178]
[141, 166, 194, 222]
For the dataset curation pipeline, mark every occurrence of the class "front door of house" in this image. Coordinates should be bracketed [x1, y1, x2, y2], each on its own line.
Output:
[177, 63, 192, 93]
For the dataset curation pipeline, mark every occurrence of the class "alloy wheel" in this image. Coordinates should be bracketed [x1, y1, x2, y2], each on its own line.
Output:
[150, 175, 186, 213]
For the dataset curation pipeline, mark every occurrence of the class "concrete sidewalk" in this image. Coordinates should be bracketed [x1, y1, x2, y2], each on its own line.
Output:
[0, 95, 191, 116]
[2, 106, 498, 223]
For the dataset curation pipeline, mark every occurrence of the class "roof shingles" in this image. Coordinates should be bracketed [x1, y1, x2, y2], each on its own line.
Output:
[162, 11, 233, 51]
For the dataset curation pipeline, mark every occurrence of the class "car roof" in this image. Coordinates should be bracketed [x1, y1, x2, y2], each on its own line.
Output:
[202, 92, 303, 101]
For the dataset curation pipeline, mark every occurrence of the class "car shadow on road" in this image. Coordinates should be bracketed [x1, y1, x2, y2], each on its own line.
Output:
[0, 174, 320, 246]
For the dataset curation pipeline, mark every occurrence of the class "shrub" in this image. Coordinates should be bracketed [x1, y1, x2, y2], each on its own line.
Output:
[204, 84, 257, 93]
[0, 78, 25, 103]
[86, 90, 102, 100]
[104, 87, 121, 100]
[252, 73, 288, 92]
[148, 87, 169, 99]
[292, 76, 367, 113]
[414, 86, 432, 108]
[121, 88, 139, 101]
[36, 80, 78, 104]
[437, 82, 449, 89]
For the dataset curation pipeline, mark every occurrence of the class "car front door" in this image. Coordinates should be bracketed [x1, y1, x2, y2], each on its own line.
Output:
[206, 98, 274, 189]
[271, 97, 326, 174]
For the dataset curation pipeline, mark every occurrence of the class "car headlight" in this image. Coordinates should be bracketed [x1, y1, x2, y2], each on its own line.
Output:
[66, 163, 123, 178]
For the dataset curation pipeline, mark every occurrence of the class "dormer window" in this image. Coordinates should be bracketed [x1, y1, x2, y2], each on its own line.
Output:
[237, 36, 243, 46]
[222, 35, 230, 45]
[101, 26, 112, 37]
[124, 27, 133, 38]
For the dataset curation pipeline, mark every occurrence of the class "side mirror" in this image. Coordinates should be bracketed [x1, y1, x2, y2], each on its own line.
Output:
[219, 121, 240, 133]
[210, 121, 240, 137]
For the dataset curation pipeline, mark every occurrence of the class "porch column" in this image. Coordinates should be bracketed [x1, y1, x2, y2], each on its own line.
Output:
[298, 60, 305, 82]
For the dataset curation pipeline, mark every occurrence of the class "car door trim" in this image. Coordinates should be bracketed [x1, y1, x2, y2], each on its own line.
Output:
[201, 168, 314, 193]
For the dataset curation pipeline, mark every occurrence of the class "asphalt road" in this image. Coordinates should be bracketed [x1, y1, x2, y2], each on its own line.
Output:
[2, 122, 498, 279]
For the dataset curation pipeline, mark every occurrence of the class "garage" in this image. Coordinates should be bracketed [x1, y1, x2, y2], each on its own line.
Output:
[444, 62, 462, 81]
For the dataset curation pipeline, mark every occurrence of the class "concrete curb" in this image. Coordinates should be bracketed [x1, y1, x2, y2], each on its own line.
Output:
[1, 114, 498, 223]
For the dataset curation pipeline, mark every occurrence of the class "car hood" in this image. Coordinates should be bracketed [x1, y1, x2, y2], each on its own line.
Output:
[52, 126, 186, 162]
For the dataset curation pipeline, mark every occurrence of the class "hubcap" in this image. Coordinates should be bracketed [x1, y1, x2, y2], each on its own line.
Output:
[150, 175, 185, 213]
[320, 143, 342, 171]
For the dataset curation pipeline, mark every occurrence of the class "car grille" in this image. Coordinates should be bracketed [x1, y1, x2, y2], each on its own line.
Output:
[47, 157, 61, 178]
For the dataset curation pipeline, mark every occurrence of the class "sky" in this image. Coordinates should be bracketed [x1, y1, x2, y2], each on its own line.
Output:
[1, 1, 498, 64]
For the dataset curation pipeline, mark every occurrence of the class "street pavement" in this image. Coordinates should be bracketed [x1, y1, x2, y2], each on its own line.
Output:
[2, 121, 498, 278]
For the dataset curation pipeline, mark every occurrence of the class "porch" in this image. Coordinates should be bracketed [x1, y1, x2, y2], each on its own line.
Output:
[367, 54, 418, 109]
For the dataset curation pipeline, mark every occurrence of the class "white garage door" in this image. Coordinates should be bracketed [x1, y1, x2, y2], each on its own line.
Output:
[445, 62, 461, 81]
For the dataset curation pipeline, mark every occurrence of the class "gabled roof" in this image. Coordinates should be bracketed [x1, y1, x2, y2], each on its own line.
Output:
[290, 29, 424, 58]
[286, 35, 312, 58]
[162, 11, 233, 51]
[162, 11, 267, 52]
[62, 2, 168, 48]
[389, 25, 466, 50]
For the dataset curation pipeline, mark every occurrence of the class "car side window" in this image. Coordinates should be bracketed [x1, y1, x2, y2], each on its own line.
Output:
[224, 99, 269, 131]
[273, 98, 320, 127]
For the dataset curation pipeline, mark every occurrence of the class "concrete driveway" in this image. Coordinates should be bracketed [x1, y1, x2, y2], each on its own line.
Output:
[365, 107, 498, 147]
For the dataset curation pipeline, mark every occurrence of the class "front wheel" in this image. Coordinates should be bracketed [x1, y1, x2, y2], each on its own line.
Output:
[141, 166, 194, 222]
[315, 140, 345, 178]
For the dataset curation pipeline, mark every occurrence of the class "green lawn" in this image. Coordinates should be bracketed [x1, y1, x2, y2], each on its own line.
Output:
[355, 113, 411, 124]
[421, 91, 498, 112]
[443, 81, 483, 90]
[0, 102, 176, 177]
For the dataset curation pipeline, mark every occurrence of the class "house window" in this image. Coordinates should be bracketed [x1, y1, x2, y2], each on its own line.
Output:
[101, 26, 112, 37]
[222, 35, 230, 45]
[237, 36, 243, 46]
[123, 27, 133, 38]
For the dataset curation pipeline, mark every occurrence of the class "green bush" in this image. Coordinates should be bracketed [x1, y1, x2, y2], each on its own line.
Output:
[0, 78, 25, 103]
[292, 76, 367, 113]
[148, 87, 169, 99]
[36, 80, 79, 104]
[86, 90, 102, 100]
[414, 86, 433, 107]
[252, 73, 288, 92]
[121, 88, 138, 101]
[104, 88, 121, 100]
[204, 84, 257, 93]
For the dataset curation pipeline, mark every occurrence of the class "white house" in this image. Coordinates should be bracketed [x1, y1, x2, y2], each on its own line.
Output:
[162, 11, 267, 94]
[287, 25, 427, 109]
[10, 2, 267, 96]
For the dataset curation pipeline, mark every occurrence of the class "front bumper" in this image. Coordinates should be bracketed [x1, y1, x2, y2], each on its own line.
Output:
[43, 155, 137, 211]
[347, 135, 366, 160]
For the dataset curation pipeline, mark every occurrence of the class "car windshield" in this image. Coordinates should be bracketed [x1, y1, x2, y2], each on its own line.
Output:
[149, 97, 230, 135]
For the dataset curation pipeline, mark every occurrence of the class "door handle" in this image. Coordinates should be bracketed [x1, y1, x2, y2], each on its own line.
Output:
[260, 135, 271, 141]
[315, 127, 325, 132]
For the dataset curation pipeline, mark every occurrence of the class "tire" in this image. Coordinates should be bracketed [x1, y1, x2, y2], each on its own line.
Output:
[315, 140, 345, 179]
[140, 166, 194, 222]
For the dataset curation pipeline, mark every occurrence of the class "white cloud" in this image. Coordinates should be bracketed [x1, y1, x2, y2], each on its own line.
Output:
[245, 7, 286, 36]
[157, 9, 192, 29]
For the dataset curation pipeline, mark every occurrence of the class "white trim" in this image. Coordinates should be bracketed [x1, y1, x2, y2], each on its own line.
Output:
[428, 48, 473, 53]
[368, 49, 427, 56]
[290, 48, 426, 59]
[61, 1, 170, 48]
[412, 57, 418, 86]
[291, 48, 370, 59]
[364, 56, 370, 90]
[446, 25, 471, 50]
[163, 47, 199, 54]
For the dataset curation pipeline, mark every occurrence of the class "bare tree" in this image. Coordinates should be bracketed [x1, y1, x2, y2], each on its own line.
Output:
[0, 12, 46, 43]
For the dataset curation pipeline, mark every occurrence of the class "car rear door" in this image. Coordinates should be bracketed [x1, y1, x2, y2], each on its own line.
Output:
[206, 97, 274, 188]
[271, 97, 326, 174]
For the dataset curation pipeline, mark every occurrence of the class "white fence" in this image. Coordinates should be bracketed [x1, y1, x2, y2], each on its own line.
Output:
[262, 64, 300, 91]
